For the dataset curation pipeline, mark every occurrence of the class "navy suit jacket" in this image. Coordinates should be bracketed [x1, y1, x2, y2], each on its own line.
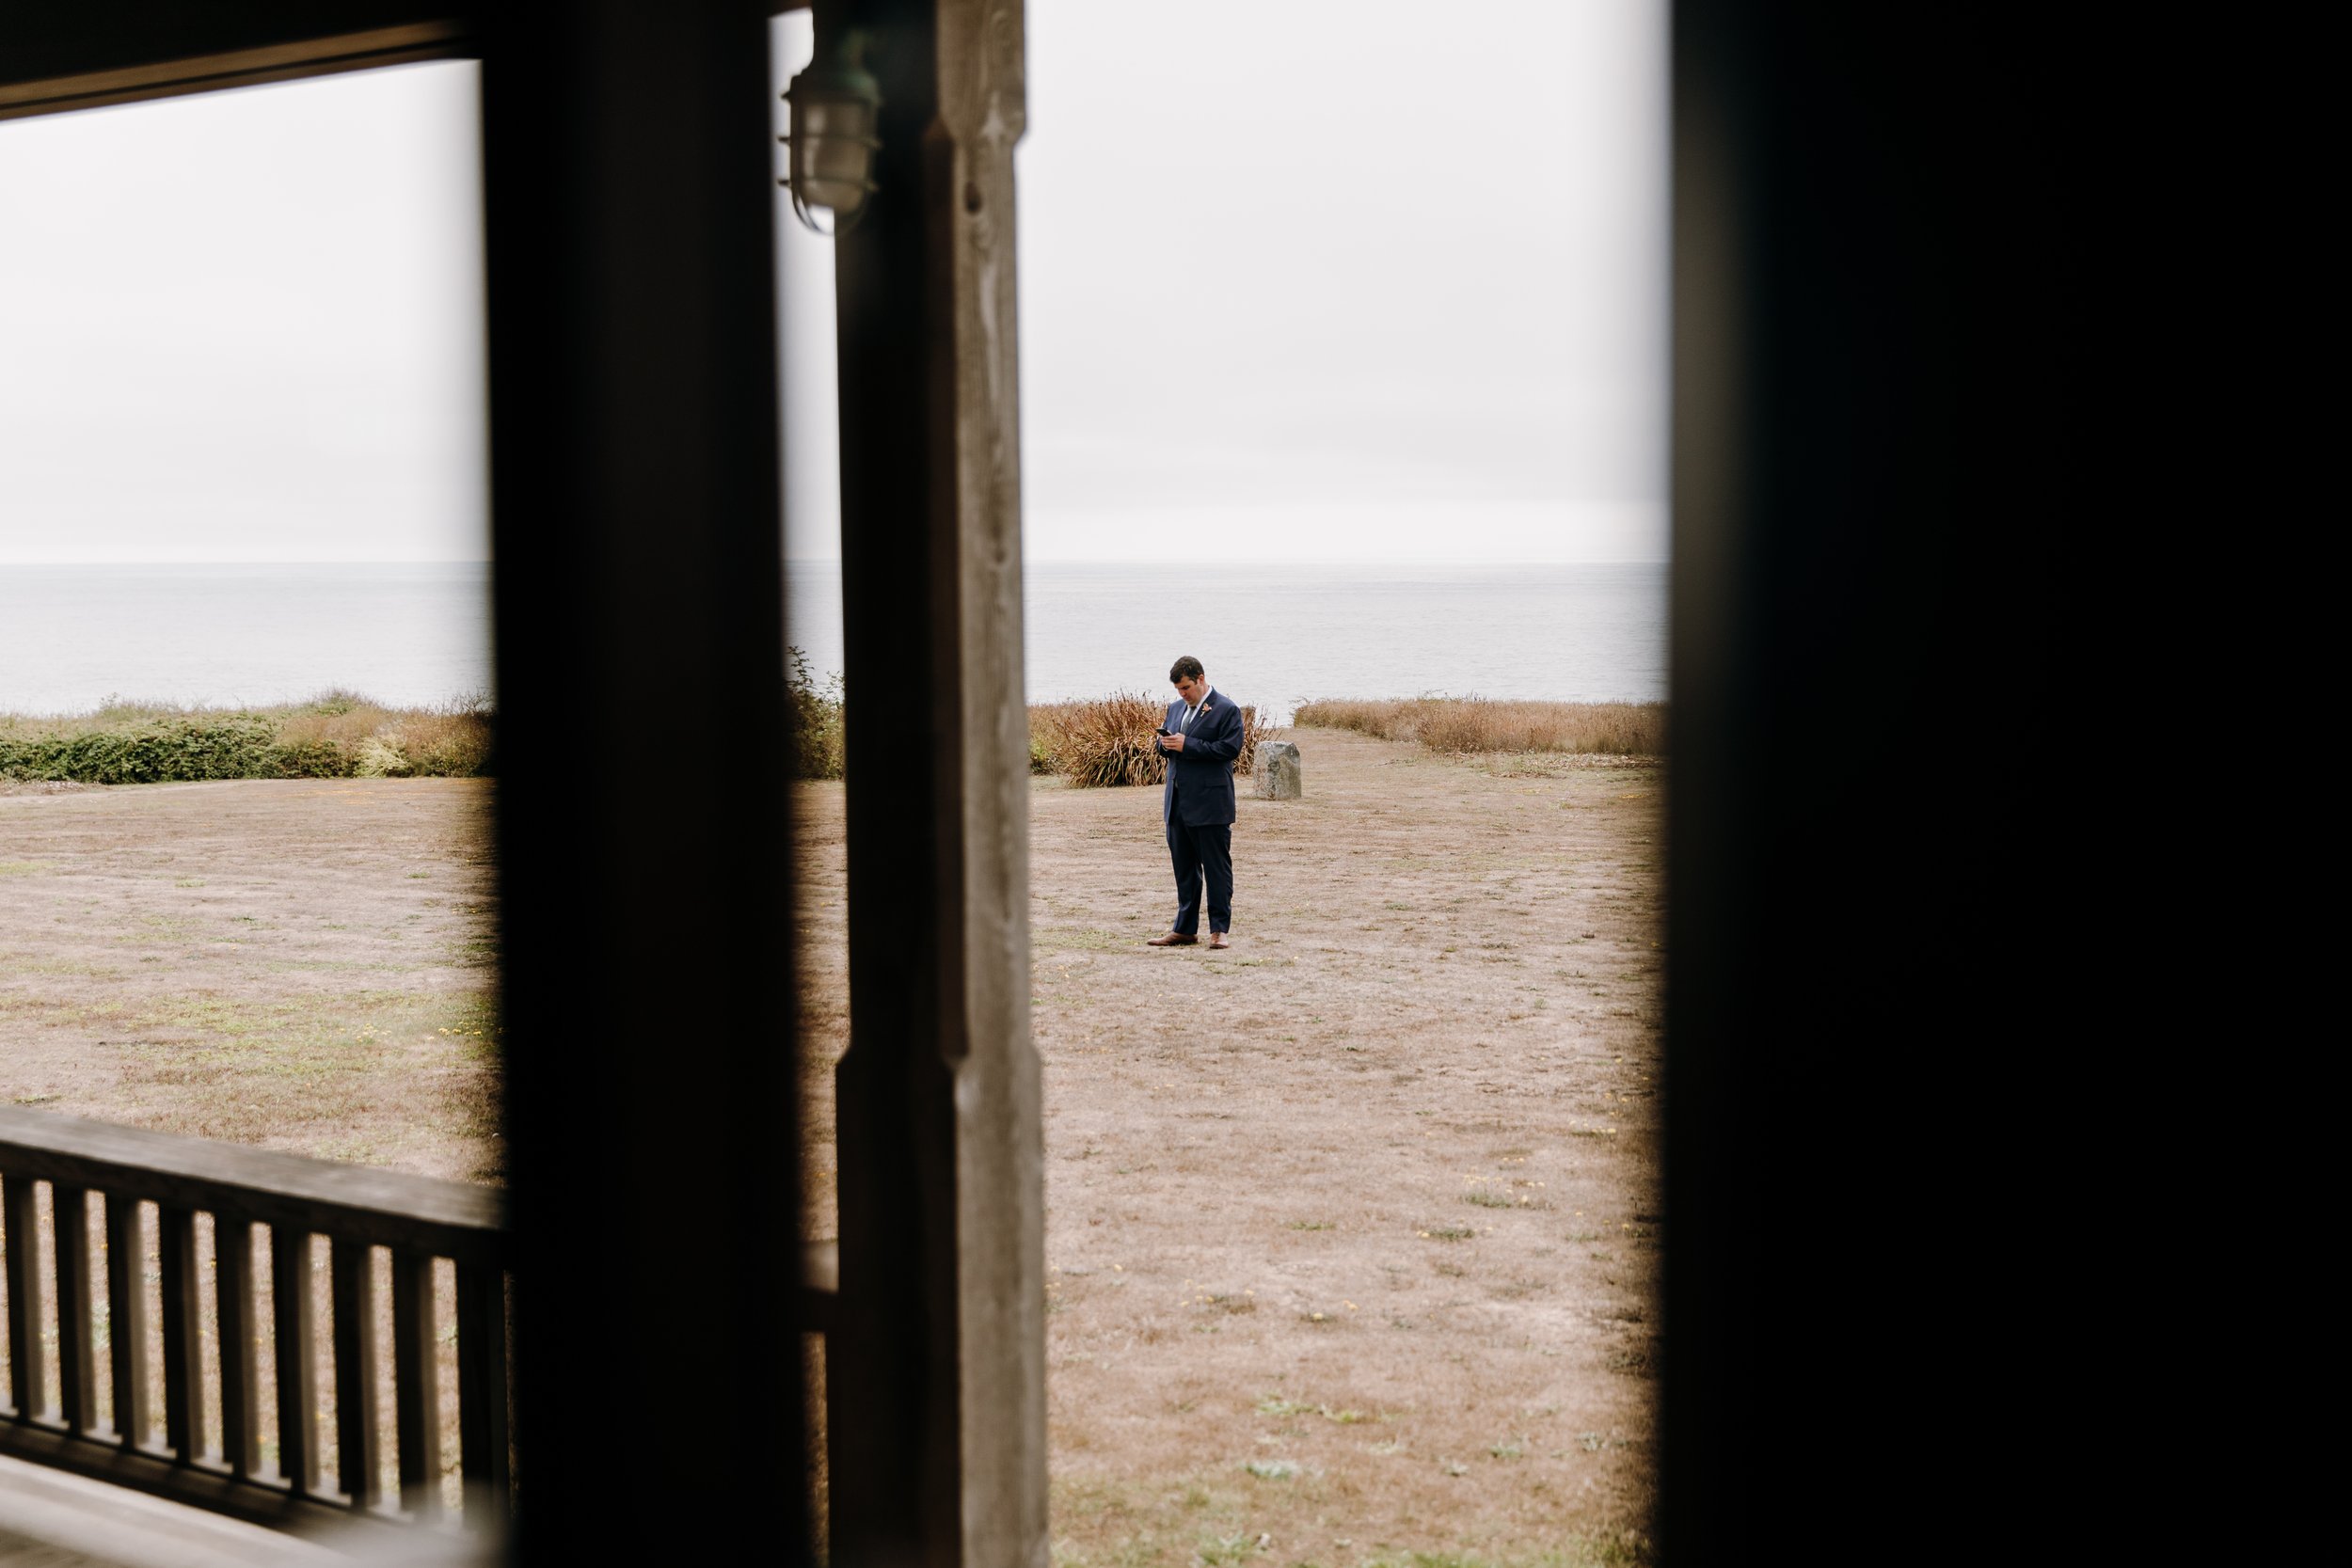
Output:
[1161, 691, 1244, 827]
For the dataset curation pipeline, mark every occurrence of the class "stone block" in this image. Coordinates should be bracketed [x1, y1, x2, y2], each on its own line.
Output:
[1253, 740, 1302, 800]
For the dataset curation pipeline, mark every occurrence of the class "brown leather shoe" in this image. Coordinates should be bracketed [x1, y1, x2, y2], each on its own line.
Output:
[1146, 931, 1197, 946]
[1206, 932, 1230, 950]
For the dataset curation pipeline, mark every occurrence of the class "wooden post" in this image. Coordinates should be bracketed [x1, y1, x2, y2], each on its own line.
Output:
[330, 1238, 380, 1508]
[51, 1183, 96, 1434]
[1661, 5, 2083, 1553]
[453, 1261, 509, 1528]
[389, 1248, 440, 1518]
[105, 1195, 150, 1449]
[157, 1203, 204, 1463]
[215, 1216, 261, 1477]
[3, 1174, 46, 1420]
[479, 0, 806, 1560]
[826, 1, 1045, 1563]
[272, 1226, 321, 1496]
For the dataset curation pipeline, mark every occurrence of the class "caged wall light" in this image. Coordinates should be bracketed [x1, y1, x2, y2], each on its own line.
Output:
[780, 29, 883, 236]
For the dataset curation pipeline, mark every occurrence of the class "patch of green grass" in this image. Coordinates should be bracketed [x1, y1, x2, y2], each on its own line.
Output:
[0, 861, 49, 878]
[1419, 1227, 1476, 1242]
[1286, 1220, 1333, 1231]
[1255, 1397, 1368, 1424]
[1464, 1191, 1514, 1209]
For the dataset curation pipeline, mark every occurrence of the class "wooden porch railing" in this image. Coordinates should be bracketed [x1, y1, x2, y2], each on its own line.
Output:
[0, 1107, 510, 1539]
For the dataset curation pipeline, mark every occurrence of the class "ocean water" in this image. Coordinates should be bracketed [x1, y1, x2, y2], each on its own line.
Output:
[0, 563, 495, 716]
[796, 561, 1665, 721]
[0, 561, 1665, 721]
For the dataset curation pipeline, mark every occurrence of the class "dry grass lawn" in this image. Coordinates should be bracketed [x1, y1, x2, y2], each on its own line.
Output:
[796, 727, 1662, 1568]
[0, 776, 501, 1175]
[1, 724, 1661, 1567]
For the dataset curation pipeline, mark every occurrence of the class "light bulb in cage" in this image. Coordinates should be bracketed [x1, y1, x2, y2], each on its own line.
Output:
[781, 30, 882, 236]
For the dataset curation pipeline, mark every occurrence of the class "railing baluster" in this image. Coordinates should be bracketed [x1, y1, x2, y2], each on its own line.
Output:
[272, 1226, 320, 1495]
[455, 1260, 509, 1528]
[105, 1195, 151, 1449]
[331, 1238, 381, 1509]
[52, 1182, 97, 1433]
[3, 1110, 508, 1531]
[157, 1202, 205, 1462]
[215, 1216, 260, 1477]
[2, 1173, 46, 1419]
[390, 1247, 440, 1518]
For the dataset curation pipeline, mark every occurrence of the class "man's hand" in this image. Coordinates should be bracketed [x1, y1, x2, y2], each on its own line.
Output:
[1161, 732, 1185, 752]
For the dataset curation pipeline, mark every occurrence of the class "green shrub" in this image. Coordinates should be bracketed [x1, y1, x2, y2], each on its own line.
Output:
[787, 647, 846, 781]
[0, 700, 494, 784]
[272, 739, 357, 778]
[0, 717, 282, 784]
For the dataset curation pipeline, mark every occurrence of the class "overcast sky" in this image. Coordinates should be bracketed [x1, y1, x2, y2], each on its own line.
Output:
[2, 0, 1664, 567]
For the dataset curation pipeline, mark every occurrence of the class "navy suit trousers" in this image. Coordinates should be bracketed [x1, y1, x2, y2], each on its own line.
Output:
[1167, 817, 1232, 935]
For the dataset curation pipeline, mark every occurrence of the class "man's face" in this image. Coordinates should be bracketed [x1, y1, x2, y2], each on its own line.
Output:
[1174, 673, 1206, 706]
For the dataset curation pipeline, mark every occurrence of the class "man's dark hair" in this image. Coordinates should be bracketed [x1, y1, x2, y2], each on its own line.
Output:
[1169, 656, 1205, 683]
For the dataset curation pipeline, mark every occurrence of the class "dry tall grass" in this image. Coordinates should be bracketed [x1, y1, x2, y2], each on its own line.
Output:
[1029, 693, 1275, 789]
[1295, 696, 1664, 757]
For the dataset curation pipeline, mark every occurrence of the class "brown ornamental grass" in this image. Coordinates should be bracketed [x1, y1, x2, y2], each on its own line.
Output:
[1029, 692, 1275, 789]
[1294, 696, 1664, 757]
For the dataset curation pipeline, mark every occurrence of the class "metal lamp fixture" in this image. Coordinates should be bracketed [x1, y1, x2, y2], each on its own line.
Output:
[780, 30, 882, 236]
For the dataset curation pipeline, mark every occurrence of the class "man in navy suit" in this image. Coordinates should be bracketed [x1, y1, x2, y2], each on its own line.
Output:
[1147, 656, 1243, 949]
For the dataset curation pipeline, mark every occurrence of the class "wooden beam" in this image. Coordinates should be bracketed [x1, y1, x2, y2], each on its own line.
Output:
[0, 19, 472, 123]
[826, 1, 1044, 1562]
